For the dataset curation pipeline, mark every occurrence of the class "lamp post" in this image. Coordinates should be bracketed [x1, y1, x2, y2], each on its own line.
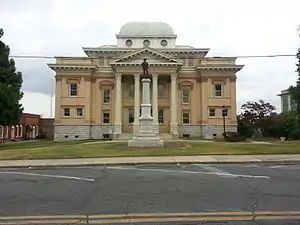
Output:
[221, 105, 227, 134]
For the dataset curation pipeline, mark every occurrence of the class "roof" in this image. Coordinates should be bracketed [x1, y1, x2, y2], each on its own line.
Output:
[117, 22, 175, 37]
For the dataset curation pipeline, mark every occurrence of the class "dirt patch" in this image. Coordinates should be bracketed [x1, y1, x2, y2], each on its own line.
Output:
[114, 141, 188, 150]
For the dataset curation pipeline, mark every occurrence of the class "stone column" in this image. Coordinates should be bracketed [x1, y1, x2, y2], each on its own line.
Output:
[152, 74, 159, 134]
[133, 74, 140, 134]
[113, 73, 122, 137]
[170, 74, 178, 137]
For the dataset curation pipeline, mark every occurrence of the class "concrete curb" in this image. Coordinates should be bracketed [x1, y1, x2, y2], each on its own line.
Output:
[0, 159, 300, 169]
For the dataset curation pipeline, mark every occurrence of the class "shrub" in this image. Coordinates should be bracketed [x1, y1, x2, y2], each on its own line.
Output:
[223, 132, 246, 142]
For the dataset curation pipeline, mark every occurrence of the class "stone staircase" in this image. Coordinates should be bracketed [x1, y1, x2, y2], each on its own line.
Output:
[117, 133, 174, 140]
[117, 133, 133, 140]
[159, 133, 174, 140]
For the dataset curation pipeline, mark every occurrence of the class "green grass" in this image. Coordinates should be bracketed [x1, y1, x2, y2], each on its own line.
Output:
[0, 140, 300, 160]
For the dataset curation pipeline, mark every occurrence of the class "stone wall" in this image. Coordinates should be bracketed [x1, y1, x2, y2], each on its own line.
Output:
[179, 124, 237, 138]
[54, 124, 238, 141]
[54, 125, 114, 141]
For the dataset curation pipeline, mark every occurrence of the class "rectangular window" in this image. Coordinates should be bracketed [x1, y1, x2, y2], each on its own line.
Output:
[209, 108, 216, 117]
[63, 108, 70, 117]
[158, 108, 164, 124]
[182, 112, 190, 124]
[215, 84, 222, 97]
[182, 89, 190, 103]
[103, 89, 110, 103]
[128, 109, 134, 124]
[70, 83, 78, 96]
[76, 108, 83, 117]
[103, 112, 110, 124]
[158, 84, 165, 98]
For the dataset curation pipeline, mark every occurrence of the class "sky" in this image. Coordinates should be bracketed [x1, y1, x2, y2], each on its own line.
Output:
[1, 0, 300, 118]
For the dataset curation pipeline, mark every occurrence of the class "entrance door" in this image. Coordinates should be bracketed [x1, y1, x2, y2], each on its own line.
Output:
[123, 108, 133, 133]
[158, 108, 169, 133]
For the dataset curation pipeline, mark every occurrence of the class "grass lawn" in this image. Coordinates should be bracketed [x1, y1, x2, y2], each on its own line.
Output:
[0, 140, 300, 160]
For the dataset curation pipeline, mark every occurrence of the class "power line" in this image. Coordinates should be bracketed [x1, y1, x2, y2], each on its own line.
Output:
[9, 54, 297, 59]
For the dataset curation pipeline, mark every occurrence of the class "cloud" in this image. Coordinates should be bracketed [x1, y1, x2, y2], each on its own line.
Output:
[1, 0, 300, 116]
[20, 91, 54, 118]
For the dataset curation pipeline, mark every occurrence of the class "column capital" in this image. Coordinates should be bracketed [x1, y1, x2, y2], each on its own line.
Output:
[134, 73, 140, 79]
[152, 74, 158, 79]
[115, 72, 122, 79]
[170, 74, 177, 80]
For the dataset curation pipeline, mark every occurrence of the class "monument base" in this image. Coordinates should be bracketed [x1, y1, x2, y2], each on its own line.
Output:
[128, 78, 164, 148]
[128, 134, 164, 148]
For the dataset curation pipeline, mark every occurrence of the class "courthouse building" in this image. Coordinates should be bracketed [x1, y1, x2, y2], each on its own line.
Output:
[48, 22, 244, 141]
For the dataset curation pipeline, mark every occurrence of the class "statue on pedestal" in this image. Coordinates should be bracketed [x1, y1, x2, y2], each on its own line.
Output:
[141, 58, 149, 76]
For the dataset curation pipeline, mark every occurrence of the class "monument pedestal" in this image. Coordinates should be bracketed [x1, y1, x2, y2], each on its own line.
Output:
[128, 78, 164, 148]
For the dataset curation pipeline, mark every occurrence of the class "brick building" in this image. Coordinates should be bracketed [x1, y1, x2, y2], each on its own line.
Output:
[0, 113, 41, 141]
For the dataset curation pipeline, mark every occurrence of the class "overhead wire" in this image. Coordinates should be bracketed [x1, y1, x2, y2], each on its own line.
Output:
[9, 54, 297, 59]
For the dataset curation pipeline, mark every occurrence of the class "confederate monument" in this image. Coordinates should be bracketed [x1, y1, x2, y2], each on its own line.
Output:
[128, 59, 164, 147]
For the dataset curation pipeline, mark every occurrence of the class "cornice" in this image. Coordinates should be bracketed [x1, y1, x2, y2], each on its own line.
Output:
[82, 47, 210, 58]
[110, 63, 182, 68]
[48, 64, 96, 72]
[196, 65, 244, 72]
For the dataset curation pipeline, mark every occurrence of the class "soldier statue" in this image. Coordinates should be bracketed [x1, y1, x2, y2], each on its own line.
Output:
[141, 58, 149, 75]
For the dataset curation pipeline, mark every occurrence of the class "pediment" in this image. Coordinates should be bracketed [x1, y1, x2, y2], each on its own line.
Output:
[110, 48, 182, 65]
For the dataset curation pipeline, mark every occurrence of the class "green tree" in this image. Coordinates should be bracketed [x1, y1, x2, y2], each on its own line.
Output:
[280, 110, 300, 140]
[237, 100, 277, 137]
[0, 28, 24, 125]
[289, 48, 300, 117]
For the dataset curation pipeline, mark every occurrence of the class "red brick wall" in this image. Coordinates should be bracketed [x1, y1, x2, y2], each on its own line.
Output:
[39, 118, 54, 140]
[20, 113, 40, 126]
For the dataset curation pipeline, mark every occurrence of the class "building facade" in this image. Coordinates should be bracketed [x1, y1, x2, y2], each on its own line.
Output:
[278, 88, 297, 113]
[49, 22, 244, 141]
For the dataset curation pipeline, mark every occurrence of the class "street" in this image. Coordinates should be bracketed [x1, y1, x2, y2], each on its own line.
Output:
[0, 163, 300, 224]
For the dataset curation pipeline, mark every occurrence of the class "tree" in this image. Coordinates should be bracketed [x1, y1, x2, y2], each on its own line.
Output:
[279, 111, 300, 140]
[0, 28, 24, 125]
[289, 48, 300, 116]
[237, 100, 277, 137]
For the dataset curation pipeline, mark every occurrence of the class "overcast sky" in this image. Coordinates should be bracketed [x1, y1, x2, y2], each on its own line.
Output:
[1, 0, 300, 117]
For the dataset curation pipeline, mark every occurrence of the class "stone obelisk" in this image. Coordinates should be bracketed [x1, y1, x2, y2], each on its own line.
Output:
[128, 60, 164, 148]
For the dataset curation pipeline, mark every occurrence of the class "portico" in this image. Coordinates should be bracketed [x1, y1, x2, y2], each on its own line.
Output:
[112, 70, 180, 137]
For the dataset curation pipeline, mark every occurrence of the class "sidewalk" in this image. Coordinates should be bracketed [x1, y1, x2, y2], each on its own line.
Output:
[1, 154, 300, 168]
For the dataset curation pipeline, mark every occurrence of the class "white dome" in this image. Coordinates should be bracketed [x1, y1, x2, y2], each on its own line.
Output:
[118, 22, 175, 36]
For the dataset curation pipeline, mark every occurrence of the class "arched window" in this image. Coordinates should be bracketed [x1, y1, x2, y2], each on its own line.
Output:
[158, 84, 165, 98]
[16, 125, 19, 138]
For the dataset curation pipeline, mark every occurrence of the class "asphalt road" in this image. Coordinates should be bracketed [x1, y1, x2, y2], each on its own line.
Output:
[0, 163, 300, 224]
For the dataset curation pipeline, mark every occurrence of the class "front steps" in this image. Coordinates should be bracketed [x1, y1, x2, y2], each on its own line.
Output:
[117, 133, 174, 140]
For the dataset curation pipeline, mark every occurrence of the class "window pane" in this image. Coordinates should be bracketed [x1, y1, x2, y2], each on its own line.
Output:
[103, 89, 110, 103]
[209, 108, 215, 117]
[182, 113, 190, 124]
[76, 108, 83, 117]
[215, 84, 222, 97]
[128, 109, 134, 123]
[70, 84, 78, 96]
[182, 89, 190, 103]
[158, 84, 164, 98]
[158, 108, 164, 124]
[103, 112, 110, 123]
[128, 84, 134, 98]
[64, 108, 70, 116]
